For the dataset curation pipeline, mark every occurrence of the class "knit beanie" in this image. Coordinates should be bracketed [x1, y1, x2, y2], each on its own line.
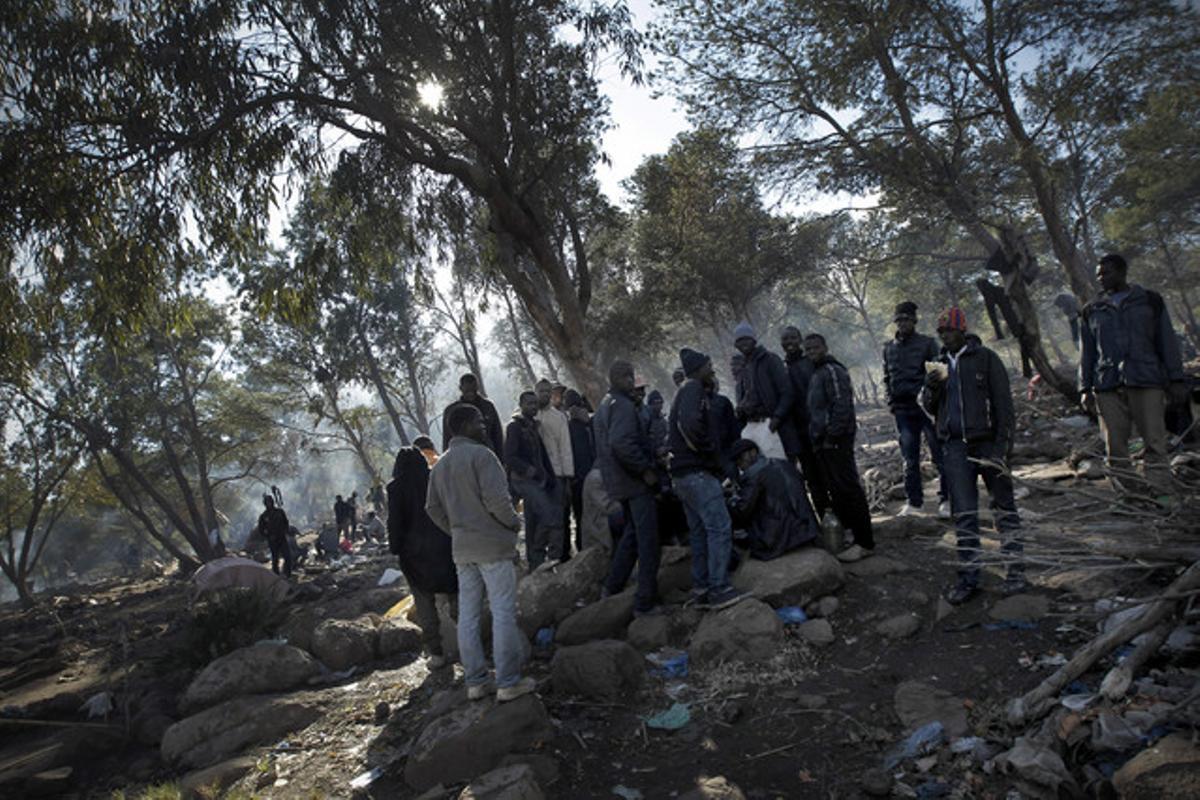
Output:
[679, 347, 711, 378]
[733, 320, 757, 341]
[936, 307, 968, 332]
[894, 301, 918, 319]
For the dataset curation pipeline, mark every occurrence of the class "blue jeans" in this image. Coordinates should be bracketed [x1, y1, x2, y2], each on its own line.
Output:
[942, 439, 1022, 586]
[512, 477, 562, 567]
[673, 471, 733, 595]
[894, 407, 947, 506]
[605, 493, 661, 612]
[456, 560, 523, 689]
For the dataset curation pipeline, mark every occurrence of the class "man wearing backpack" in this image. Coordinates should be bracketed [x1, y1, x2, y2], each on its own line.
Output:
[1080, 253, 1187, 498]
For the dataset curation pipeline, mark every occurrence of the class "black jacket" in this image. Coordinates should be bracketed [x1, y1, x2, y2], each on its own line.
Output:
[736, 346, 795, 418]
[568, 413, 595, 479]
[1080, 284, 1184, 392]
[594, 389, 655, 501]
[387, 448, 457, 595]
[442, 396, 505, 459]
[808, 356, 857, 446]
[784, 352, 814, 447]
[922, 338, 1014, 451]
[257, 507, 290, 543]
[713, 392, 740, 459]
[503, 414, 555, 487]
[668, 379, 729, 478]
[731, 456, 819, 560]
[883, 332, 940, 411]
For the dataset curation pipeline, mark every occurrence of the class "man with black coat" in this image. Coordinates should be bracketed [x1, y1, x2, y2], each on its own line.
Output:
[257, 493, 293, 577]
[805, 333, 875, 563]
[441, 374, 504, 460]
[668, 348, 747, 610]
[388, 446, 458, 668]
[504, 391, 562, 569]
[733, 321, 797, 461]
[729, 439, 819, 560]
[883, 302, 949, 518]
[781, 325, 830, 518]
[564, 389, 595, 553]
[922, 307, 1025, 604]
[594, 361, 661, 616]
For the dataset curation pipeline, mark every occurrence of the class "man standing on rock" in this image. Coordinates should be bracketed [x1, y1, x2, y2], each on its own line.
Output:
[883, 302, 949, 518]
[923, 308, 1026, 604]
[595, 360, 662, 617]
[426, 404, 536, 702]
[257, 493, 293, 578]
[669, 347, 747, 610]
[535, 377, 575, 562]
[504, 391, 561, 569]
[1080, 253, 1186, 499]
[733, 322, 796, 462]
[804, 333, 875, 563]
[781, 325, 830, 518]
[441, 373, 504, 460]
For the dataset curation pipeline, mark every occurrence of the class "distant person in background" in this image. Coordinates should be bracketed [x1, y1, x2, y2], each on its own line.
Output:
[413, 436, 440, 467]
[505, 390, 562, 569]
[426, 405, 535, 702]
[368, 482, 386, 517]
[563, 389, 595, 554]
[883, 301, 949, 519]
[362, 510, 386, 543]
[389, 446, 458, 669]
[672, 368, 686, 390]
[347, 492, 360, 540]
[733, 321, 796, 462]
[441, 374, 505, 460]
[257, 493, 292, 578]
[781, 325, 830, 518]
[334, 494, 350, 539]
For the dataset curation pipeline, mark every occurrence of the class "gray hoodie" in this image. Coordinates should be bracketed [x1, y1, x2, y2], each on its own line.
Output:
[425, 436, 521, 565]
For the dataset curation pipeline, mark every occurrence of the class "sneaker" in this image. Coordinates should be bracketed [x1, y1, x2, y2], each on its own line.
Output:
[633, 605, 664, 618]
[897, 503, 921, 517]
[938, 501, 952, 520]
[467, 682, 493, 701]
[836, 544, 868, 563]
[1000, 571, 1031, 596]
[427, 654, 448, 670]
[684, 589, 708, 608]
[705, 587, 750, 610]
[496, 676, 538, 702]
[943, 581, 978, 606]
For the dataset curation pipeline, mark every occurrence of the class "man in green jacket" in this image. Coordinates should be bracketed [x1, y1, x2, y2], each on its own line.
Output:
[426, 405, 536, 703]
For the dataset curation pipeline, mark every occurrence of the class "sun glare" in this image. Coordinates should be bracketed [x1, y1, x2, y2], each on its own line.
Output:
[418, 81, 444, 109]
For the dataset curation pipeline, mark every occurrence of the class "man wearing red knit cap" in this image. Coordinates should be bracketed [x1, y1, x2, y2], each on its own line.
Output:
[922, 308, 1026, 605]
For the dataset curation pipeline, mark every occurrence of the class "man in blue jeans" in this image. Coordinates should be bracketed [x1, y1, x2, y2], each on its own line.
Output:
[922, 308, 1026, 605]
[426, 405, 536, 702]
[667, 347, 747, 610]
[883, 301, 949, 518]
[594, 360, 661, 615]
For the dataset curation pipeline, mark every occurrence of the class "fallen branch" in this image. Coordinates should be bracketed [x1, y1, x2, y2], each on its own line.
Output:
[1099, 620, 1173, 701]
[1006, 561, 1200, 727]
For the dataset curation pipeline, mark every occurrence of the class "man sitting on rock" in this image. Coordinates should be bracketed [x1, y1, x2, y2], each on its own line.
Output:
[426, 405, 535, 702]
[729, 439, 819, 560]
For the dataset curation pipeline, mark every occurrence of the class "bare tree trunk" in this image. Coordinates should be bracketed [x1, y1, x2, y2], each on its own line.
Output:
[322, 383, 381, 483]
[1158, 235, 1200, 351]
[354, 314, 411, 446]
[500, 287, 539, 388]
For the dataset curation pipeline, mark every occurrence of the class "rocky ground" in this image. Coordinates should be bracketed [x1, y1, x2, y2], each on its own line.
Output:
[1, 400, 1198, 800]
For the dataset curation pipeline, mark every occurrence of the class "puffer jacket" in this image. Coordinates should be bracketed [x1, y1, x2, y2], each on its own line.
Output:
[883, 332, 940, 410]
[503, 414, 554, 488]
[807, 356, 857, 446]
[668, 379, 727, 477]
[730, 456, 818, 560]
[922, 338, 1014, 451]
[594, 389, 655, 502]
[1080, 285, 1184, 392]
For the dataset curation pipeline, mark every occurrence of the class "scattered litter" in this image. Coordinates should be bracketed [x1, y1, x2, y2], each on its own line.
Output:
[1036, 653, 1068, 668]
[983, 620, 1037, 632]
[992, 736, 1080, 797]
[776, 606, 808, 624]
[383, 596, 414, 620]
[950, 736, 986, 754]
[884, 721, 944, 769]
[611, 785, 643, 799]
[1060, 415, 1092, 429]
[535, 627, 555, 648]
[254, 637, 289, 646]
[79, 692, 113, 719]
[645, 649, 688, 678]
[1065, 679, 1090, 694]
[1060, 693, 1095, 712]
[643, 702, 691, 731]
[377, 568, 403, 587]
[915, 780, 949, 798]
[665, 682, 689, 699]
[349, 766, 384, 789]
[1091, 710, 1145, 753]
[342, 682, 360, 693]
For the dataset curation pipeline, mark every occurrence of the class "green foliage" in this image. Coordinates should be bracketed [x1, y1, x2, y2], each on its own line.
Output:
[182, 588, 288, 667]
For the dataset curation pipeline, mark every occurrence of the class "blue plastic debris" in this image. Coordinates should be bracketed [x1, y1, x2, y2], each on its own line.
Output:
[915, 780, 950, 799]
[535, 627, 555, 648]
[643, 702, 691, 731]
[645, 650, 689, 678]
[776, 606, 809, 625]
[884, 721, 945, 769]
[1065, 679, 1091, 695]
[982, 620, 1037, 631]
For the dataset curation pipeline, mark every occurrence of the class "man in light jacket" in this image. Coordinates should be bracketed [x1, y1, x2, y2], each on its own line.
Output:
[426, 405, 535, 703]
[535, 377, 575, 560]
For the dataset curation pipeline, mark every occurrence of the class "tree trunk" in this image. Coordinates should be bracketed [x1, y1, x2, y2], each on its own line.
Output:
[355, 315, 411, 446]
[1158, 236, 1200, 351]
[501, 287, 539, 388]
[322, 383, 381, 482]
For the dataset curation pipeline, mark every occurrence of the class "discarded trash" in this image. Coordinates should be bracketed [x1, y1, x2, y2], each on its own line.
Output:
[643, 702, 691, 731]
[645, 650, 688, 678]
[983, 620, 1037, 632]
[776, 606, 809, 624]
[915, 780, 950, 799]
[950, 736, 986, 754]
[993, 736, 1080, 797]
[80, 692, 114, 719]
[383, 595, 414, 620]
[611, 785, 643, 800]
[1060, 415, 1092, 429]
[1091, 710, 1145, 753]
[535, 627, 555, 648]
[884, 721, 944, 769]
[1060, 693, 1095, 712]
[254, 637, 290, 646]
[665, 682, 689, 700]
[377, 568, 403, 587]
[349, 766, 384, 789]
[1035, 653, 1068, 668]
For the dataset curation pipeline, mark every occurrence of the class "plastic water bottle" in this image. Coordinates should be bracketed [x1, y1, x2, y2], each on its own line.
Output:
[821, 512, 844, 554]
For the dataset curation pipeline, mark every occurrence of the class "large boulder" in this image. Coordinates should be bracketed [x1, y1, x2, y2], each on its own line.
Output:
[555, 592, 636, 646]
[551, 640, 644, 700]
[516, 547, 608, 636]
[378, 617, 425, 657]
[730, 549, 843, 608]
[182, 642, 320, 712]
[689, 599, 783, 664]
[310, 616, 378, 670]
[1113, 733, 1200, 798]
[405, 695, 554, 792]
[161, 694, 322, 770]
[178, 756, 258, 800]
[626, 608, 701, 651]
[875, 613, 922, 640]
[458, 763, 545, 800]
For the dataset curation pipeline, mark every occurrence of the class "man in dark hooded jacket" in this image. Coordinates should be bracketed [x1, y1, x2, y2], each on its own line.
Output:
[729, 439, 818, 560]
[805, 333, 875, 562]
[505, 391, 562, 569]
[388, 447, 458, 667]
[781, 325, 830, 517]
[257, 494, 292, 577]
[441, 374, 505, 460]
[733, 321, 797, 461]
